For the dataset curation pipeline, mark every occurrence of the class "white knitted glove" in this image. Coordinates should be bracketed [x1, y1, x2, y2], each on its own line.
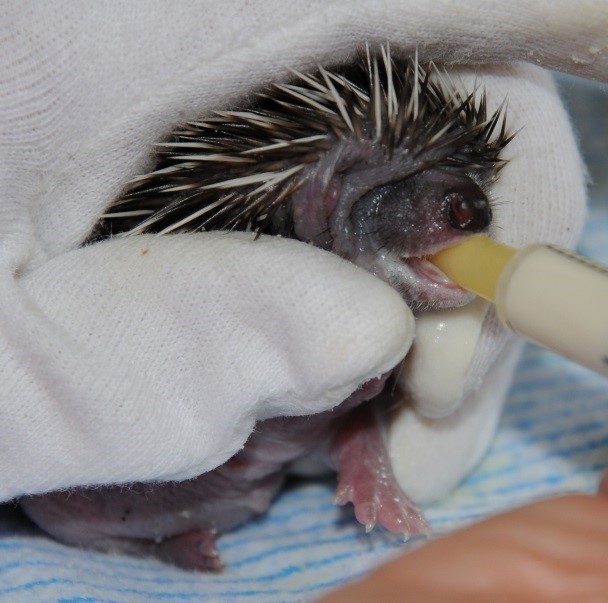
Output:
[3, 231, 414, 501]
[1, 1, 604, 502]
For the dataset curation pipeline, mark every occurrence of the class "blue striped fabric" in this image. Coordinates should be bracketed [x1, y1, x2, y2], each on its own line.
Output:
[1, 76, 607, 602]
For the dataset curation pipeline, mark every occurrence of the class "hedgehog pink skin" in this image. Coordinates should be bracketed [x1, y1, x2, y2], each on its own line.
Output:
[21, 48, 511, 570]
[21, 375, 429, 571]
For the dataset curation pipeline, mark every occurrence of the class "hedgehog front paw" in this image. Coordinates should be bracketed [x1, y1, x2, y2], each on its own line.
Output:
[334, 457, 430, 538]
[332, 403, 430, 539]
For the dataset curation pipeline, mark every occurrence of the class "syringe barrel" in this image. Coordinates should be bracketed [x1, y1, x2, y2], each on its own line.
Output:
[496, 244, 608, 377]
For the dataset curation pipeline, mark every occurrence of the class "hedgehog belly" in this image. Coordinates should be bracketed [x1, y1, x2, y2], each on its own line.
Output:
[20, 412, 325, 571]
[20, 463, 285, 572]
[20, 445, 289, 571]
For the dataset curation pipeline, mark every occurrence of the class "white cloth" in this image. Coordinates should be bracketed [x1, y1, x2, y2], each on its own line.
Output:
[0, 0, 604, 507]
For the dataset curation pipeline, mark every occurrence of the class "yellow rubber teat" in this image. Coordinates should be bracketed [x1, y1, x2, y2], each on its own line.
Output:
[430, 235, 517, 302]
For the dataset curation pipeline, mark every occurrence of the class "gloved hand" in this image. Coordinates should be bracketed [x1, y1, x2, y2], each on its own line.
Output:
[1, 1, 604, 503]
[2, 232, 413, 501]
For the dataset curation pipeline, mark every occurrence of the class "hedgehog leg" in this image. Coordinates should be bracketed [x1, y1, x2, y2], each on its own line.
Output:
[155, 529, 223, 571]
[331, 403, 430, 538]
[42, 527, 224, 572]
[79, 530, 223, 572]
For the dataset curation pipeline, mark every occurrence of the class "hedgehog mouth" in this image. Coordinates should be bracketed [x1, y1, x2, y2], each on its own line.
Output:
[393, 253, 474, 312]
[344, 243, 474, 313]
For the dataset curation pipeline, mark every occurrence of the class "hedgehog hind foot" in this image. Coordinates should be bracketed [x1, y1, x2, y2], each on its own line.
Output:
[155, 528, 223, 572]
[85, 528, 223, 572]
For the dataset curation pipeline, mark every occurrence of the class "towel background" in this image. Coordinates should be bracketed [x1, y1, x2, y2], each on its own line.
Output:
[0, 72, 606, 603]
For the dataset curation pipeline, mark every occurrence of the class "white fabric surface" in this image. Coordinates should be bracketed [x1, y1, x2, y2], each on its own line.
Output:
[1, 0, 600, 501]
[10, 233, 413, 497]
[0, 1, 607, 600]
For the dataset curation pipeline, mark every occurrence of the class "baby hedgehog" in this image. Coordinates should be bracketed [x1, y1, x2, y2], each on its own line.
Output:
[21, 45, 512, 571]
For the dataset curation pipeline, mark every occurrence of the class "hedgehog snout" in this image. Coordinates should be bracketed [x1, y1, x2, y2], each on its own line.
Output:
[347, 167, 492, 260]
[321, 166, 492, 311]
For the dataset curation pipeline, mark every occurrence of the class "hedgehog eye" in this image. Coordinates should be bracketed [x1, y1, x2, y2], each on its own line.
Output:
[444, 191, 492, 231]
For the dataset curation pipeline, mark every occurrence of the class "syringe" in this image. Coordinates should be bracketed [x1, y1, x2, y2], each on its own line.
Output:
[431, 235, 608, 377]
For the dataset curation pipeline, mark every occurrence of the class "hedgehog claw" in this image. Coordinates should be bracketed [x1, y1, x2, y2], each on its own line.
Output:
[333, 484, 354, 506]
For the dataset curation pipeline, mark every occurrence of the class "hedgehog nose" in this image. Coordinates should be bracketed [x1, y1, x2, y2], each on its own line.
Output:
[445, 192, 492, 232]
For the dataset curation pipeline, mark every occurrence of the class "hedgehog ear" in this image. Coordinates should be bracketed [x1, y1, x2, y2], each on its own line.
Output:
[290, 173, 343, 249]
